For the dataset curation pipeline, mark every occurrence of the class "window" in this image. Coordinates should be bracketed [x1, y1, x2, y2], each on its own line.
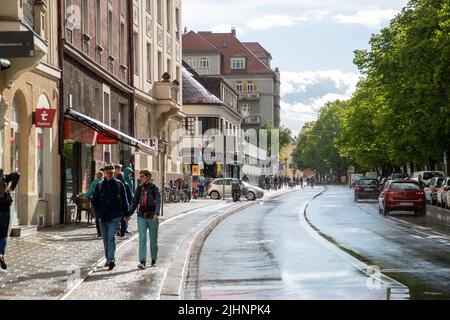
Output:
[231, 57, 245, 69]
[146, 43, 152, 82]
[175, 8, 180, 38]
[119, 104, 127, 132]
[133, 32, 139, 74]
[95, 0, 101, 46]
[236, 81, 243, 93]
[166, 0, 172, 33]
[146, 0, 152, 13]
[120, 23, 125, 65]
[240, 104, 250, 117]
[103, 89, 111, 163]
[247, 80, 253, 92]
[108, 9, 113, 54]
[157, 51, 162, 80]
[185, 57, 196, 69]
[82, 0, 89, 34]
[157, 0, 162, 24]
[120, 0, 126, 17]
[199, 57, 209, 69]
[167, 58, 172, 75]
[185, 117, 195, 135]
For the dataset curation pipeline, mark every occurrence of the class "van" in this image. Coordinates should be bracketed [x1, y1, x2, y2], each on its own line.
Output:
[411, 171, 444, 184]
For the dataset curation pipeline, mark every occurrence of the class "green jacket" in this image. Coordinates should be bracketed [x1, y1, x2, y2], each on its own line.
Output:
[84, 178, 102, 199]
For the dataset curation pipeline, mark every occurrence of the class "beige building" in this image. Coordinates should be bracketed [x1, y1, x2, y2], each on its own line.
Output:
[132, 0, 183, 185]
[0, 0, 61, 234]
[280, 137, 301, 178]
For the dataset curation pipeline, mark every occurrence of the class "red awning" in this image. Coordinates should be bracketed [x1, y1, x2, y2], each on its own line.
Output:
[64, 108, 158, 155]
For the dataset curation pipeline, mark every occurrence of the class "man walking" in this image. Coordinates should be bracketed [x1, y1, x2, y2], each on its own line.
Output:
[198, 175, 206, 198]
[126, 170, 161, 269]
[0, 169, 20, 271]
[83, 171, 104, 237]
[92, 164, 129, 271]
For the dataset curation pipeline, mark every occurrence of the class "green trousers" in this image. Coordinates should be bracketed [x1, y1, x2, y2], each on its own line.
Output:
[137, 216, 159, 263]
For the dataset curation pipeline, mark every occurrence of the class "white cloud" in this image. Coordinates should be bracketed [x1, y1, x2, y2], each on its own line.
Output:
[247, 15, 297, 30]
[280, 70, 360, 134]
[334, 8, 399, 28]
[211, 24, 247, 35]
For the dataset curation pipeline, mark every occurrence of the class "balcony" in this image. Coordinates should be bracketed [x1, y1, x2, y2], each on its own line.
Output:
[0, 0, 48, 88]
[243, 116, 261, 125]
[153, 73, 182, 136]
[239, 91, 260, 101]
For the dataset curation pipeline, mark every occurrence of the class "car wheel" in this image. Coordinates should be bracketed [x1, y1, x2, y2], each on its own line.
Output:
[210, 191, 220, 200]
[246, 191, 256, 201]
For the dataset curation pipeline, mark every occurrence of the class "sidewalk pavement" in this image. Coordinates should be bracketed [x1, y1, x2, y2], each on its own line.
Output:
[0, 186, 297, 300]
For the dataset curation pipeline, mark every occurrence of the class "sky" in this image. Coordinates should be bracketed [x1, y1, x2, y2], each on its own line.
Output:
[182, 0, 410, 135]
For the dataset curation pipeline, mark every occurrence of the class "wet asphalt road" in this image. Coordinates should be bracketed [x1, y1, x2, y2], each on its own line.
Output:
[196, 186, 450, 300]
[307, 186, 450, 300]
[194, 187, 406, 300]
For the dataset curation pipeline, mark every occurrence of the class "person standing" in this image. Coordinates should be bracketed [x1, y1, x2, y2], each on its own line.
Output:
[0, 169, 20, 271]
[198, 175, 206, 199]
[300, 176, 304, 188]
[126, 170, 161, 269]
[116, 172, 132, 237]
[83, 171, 104, 237]
[123, 167, 135, 200]
[242, 174, 249, 183]
[92, 165, 129, 271]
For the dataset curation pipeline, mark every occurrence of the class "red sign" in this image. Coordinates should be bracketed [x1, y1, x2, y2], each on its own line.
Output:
[96, 131, 119, 145]
[64, 120, 97, 145]
[35, 109, 56, 128]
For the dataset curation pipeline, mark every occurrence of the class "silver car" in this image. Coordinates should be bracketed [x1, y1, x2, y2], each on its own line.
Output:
[208, 178, 264, 200]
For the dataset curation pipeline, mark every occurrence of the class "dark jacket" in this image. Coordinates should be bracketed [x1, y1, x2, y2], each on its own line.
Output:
[128, 182, 161, 219]
[92, 178, 129, 221]
[0, 172, 20, 212]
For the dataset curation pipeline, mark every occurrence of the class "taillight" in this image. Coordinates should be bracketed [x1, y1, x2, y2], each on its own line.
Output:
[416, 191, 425, 198]
[386, 190, 394, 198]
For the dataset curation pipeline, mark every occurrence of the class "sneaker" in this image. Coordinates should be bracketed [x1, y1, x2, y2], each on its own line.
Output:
[104, 260, 110, 268]
[108, 260, 116, 271]
[151, 260, 156, 267]
[137, 262, 146, 270]
[0, 256, 7, 270]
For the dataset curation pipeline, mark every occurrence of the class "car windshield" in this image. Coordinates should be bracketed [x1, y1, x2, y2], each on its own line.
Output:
[423, 172, 444, 180]
[358, 179, 378, 186]
[391, 182, 420, 190]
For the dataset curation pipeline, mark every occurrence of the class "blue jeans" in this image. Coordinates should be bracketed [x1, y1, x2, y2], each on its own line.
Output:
[0, 211, 10, 256]
[137, 216, 159, 263]
[99, 217, 121, 262]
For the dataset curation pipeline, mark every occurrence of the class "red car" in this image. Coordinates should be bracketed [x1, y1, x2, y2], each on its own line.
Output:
[378, 180, 426, 216]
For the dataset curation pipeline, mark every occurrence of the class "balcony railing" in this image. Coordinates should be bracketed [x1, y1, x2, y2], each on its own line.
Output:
[22, 0, 36, 29]
[243, 116, 261, 125]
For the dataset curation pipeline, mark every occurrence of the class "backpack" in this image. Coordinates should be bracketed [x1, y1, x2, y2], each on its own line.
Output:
[0, 170, 13, 207]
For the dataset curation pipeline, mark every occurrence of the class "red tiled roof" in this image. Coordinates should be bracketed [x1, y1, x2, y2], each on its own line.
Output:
[182, 31, 274, 75]
[243, 42, 273, 60]
[182, 31, 219, 53]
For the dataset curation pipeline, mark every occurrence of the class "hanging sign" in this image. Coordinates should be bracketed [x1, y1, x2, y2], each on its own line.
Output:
[96, 131, 119, 144]
[35, 109, 56, 128]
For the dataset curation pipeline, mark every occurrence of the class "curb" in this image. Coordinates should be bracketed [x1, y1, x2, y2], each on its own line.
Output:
[302, 186, 410, 300]
[178, 188, 300, 300]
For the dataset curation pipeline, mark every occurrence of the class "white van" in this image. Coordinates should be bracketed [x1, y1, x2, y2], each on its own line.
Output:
[411, 171, 444, 184]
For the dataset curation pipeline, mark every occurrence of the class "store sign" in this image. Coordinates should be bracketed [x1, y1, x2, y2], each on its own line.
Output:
[192, 165, 200, 176]
[96, 131, 119, 144]
[64, 120, 97, 145]
[35, 109, 56, 128]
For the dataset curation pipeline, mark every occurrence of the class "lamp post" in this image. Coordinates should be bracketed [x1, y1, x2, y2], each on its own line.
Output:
[159, 139, 168, 217]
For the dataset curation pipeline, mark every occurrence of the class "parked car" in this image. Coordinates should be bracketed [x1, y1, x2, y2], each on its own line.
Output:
[437, 177, 450, 209]
[411, 171, 444, 185]
[424, 176, 444, 205]
[390, 172, 409, 180]
[208, 178, 264, 200]
[378, 180, 426, 216]
[354, 178, 380, 201]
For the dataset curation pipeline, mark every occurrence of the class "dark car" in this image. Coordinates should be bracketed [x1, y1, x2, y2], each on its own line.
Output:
[390, 172, 409, 180]
[354, 178, 380, 201]
[378, 180, 426, 216]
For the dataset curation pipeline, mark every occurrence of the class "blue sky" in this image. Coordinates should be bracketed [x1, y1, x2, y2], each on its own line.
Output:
[183, 0, 409, 135]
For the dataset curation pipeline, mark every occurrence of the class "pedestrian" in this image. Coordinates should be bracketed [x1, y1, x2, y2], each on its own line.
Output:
[198, 175, 206, 198]
[123, 167, 135, 201]
[83, 171, 104, 237]
[0, 169, 20, 271]
[114, 164, 123, 177]
[116, 172, 132, 237]
[311, 176, 315, 188]
[300, 176, 304, 188]
[274, 176, 279, 190]
[126, 169, 161, 269]
[242, 174, 249, 183]
[92, 164, 129, 271]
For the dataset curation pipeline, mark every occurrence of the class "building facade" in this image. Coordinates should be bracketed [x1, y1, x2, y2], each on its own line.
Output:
[182, 29, 281, 131]
[0, 0, 61, 234]
[60, 0, 135, 221]
[131, 0, 183, 186]
[182, 65, 243, 179]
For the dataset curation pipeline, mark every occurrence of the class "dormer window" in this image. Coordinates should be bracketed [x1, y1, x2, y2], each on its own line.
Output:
[199, 57, 209, 69]
[231, 57, 245, 70]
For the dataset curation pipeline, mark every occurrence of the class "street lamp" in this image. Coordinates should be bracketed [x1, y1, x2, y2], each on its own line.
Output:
[159, 139, 169, 217]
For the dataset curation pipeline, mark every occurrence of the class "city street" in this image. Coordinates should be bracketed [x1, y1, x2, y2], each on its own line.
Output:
[192, 186, 450, 300]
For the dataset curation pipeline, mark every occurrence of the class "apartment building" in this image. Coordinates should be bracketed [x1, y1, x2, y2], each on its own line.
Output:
[0, 0, 61, 234]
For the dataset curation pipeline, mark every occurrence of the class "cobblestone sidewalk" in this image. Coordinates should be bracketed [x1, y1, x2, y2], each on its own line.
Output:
[0, 199, 218, 300]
